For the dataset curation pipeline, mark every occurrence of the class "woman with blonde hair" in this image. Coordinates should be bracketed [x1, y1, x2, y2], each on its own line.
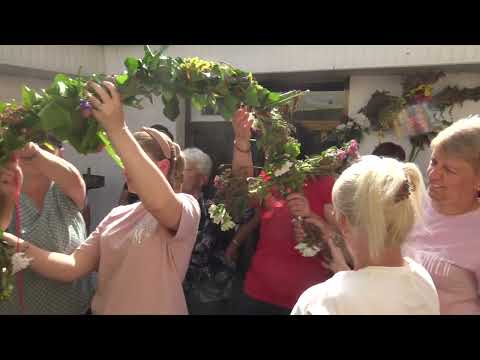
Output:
[404, 115, 480, 314]
[292, 155, 440, 315]
[0, 81, 200, 314]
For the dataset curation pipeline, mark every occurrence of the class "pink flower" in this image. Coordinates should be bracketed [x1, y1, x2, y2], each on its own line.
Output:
[347, 140, 359, 156]
[337, 150, 347, 161]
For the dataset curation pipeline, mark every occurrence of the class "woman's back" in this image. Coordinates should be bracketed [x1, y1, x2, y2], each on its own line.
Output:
[292, 258, 440, 315]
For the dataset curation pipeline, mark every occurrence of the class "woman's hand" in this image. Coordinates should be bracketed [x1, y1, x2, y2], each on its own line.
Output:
[232, 107, 253, 146]
[0, 158, 23, 198]
[305, 217, 352, 273]
[292, 217, 306, 244]
[287, 193, 312, 218]
[87, 81, 126, 135]
[304, 217, 351, 273]
[1, 231, 23, 248]
[232, 106, 254, 177]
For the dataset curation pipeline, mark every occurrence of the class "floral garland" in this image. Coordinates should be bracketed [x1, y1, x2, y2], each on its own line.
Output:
[0, 46, 355, 300]
[209, 139, 360, 257]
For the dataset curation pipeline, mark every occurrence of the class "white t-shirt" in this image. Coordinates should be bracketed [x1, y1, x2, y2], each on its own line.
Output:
[291, 257, 440, 315]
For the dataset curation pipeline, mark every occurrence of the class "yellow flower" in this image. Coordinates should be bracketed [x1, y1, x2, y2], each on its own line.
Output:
[424, 86, 432, 97]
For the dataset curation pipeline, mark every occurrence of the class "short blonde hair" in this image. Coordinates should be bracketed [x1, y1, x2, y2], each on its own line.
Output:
[431, 115, 480, 173]
[332, 155, 425, 260]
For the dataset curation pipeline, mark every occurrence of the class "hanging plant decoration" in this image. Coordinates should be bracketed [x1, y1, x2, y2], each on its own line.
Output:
[349, 71, 480, 161]
[432, 85, 480, 118]
[358, 90, 406, 133]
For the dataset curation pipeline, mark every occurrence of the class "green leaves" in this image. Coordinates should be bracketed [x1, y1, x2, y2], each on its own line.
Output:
[266, 91, 281, 104]
[125, 57, 140, 75]
[162, 94, 180, 121]
[191, 94, 208, 112]
[0, 45, 317, 298]
[0, 236, 14, 301]
[21, 86, 35, 109]
[264, 90, 306, 108]
[115, 74, 129, 85]
[97, 130, 124, 169]
[224, 94, 240, 118]
[284, 141, 301, 159]
[38, 101, 71, 132]
[245, 85, 259, 107]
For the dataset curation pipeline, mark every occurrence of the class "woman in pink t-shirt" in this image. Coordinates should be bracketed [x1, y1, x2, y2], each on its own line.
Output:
[404, 115, 480, 314]
[1, 81, 200, 314]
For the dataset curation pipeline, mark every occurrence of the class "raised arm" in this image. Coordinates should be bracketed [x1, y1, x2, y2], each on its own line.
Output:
[16, 142, 86, 209]
[87, 81, 183, 231]
[231, 107, 254, 178]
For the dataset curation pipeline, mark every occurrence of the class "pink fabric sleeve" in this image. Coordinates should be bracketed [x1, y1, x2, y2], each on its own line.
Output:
[74, 209, 114, 270]
[169, 193, 201, 243]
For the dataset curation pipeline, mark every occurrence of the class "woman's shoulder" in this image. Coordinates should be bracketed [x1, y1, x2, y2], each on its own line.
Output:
[294, 274, 347, 315]
[176, 193, 201, 214]
[103, 202, 143, 223]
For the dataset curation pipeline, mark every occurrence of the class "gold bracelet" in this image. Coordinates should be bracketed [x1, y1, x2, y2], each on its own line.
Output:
[234, 140, 251, 153]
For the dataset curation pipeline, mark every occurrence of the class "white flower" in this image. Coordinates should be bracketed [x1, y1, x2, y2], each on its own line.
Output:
[221, 218, 236, 231]
[274, 161, 293, 177]
[208, 204, 217, 217]
[209, 204, 223, 224]
[209, 204, 237, 231]
[294, 242, 321, 257]
[355, 117, 371, 129]
[336, 124, 346, 131]
[11, 253, 32, 275]
[346, 121, 354, 128]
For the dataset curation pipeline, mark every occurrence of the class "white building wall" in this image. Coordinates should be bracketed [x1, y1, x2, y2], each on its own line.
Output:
[165, 45, 480, 72]
[0, 74, 51, 101]
[0, 45, 105, 75]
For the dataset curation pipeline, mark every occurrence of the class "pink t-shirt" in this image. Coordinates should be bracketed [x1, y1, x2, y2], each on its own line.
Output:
[404, 196, 480, 314]
[77, 193, 200, 315]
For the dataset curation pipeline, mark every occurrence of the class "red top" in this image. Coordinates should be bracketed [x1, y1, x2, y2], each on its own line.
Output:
[244, 176, 335, 309]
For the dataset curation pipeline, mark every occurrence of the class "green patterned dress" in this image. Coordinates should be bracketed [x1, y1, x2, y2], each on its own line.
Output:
[0, 184, 95, 314]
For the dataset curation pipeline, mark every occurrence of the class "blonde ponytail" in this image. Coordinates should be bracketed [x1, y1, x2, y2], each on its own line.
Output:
[333, 155, 425, 260]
